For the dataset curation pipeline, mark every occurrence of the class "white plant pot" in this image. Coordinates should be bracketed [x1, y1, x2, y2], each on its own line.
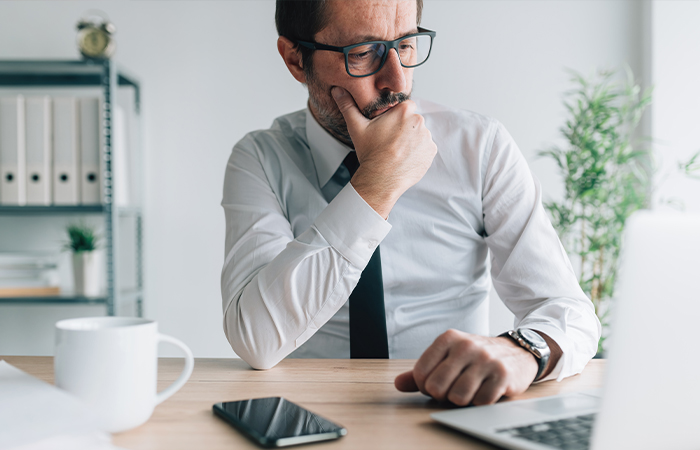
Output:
[72, 251, 100, 297]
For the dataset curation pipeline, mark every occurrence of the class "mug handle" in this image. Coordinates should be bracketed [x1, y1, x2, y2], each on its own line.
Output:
[155, 333, 195, 405]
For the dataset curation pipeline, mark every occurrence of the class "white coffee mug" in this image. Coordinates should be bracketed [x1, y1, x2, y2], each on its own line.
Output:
[54, 317, 194, 433]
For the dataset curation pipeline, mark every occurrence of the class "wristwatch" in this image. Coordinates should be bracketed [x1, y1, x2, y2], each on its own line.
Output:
[499, 328, 550, 382]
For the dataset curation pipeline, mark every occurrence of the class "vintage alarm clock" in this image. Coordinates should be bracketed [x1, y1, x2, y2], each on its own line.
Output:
[76, 13, 116, 59]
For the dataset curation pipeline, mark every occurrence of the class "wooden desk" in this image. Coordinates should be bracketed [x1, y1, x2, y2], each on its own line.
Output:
[2, 357, 604, 450]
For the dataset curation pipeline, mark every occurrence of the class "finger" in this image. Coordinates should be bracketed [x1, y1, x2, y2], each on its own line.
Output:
[446, 364, 492, 407]
[394, 371, 419, 392]
[412, 330, 461, 393]
[393, 99, 417, 116]
[471, 376, 507, 406]
[421, 337, 483, 400]
[331, 87, 369, 136]
[421, 356, 469, 401]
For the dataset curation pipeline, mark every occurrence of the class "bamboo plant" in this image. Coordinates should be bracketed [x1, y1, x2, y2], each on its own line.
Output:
[539, 68, 652, 354]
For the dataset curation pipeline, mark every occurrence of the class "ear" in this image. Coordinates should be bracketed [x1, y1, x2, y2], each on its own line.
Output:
[277, 36, 307, 84]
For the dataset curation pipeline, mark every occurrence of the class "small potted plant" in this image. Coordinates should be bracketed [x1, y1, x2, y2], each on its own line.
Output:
[65, 223, 100, 297]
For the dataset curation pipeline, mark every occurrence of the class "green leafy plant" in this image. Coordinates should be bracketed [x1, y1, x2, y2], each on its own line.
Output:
[539, 68, 653, 355]
[679, 150, 700, 180]
[65, 224, 100, 253]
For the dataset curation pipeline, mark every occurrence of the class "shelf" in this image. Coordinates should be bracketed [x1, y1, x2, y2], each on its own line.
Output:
[0, 59, 141, 113]
[0, 59, 144, 317]
[0, 205, 104, 215]
[0, 295, 107, 305]
[0, 60, 139, 88]
[0, 205, 142, 216]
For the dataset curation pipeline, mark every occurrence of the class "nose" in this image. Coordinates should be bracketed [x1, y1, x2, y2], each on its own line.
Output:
[375, 48, 407, 93]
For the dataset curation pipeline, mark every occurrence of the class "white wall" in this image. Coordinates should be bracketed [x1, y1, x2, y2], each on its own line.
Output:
[0, 0, 650, 357]
[650, 0, 700, 212]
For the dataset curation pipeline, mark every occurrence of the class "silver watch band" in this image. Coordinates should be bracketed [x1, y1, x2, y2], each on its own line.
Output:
[499, 329, 550, 382]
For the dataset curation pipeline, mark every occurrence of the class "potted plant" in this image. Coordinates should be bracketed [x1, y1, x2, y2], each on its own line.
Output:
[65, 223, 101, 297]
[540, 68, 700, 355]
[539, 68, 652, 355]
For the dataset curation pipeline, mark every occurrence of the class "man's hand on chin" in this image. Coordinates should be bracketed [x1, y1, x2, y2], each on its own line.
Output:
[331, 86, 437, 220]
[394, 329, 540, 406]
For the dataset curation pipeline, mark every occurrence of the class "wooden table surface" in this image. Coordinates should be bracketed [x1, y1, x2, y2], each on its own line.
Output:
[2, 356, 605, 450]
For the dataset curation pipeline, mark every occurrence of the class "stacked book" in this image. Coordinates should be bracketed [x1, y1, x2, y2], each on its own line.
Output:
[0, 253, 60, 297]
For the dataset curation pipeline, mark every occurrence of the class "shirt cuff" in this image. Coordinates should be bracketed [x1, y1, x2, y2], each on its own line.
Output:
[519, 323, 570, 382]
[313, 183, 392, 269]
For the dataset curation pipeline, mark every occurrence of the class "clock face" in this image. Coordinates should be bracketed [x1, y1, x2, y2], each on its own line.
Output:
[79, 27, 110, 58]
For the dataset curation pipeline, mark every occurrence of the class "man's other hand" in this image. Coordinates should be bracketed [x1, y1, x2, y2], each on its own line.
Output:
[394, 329, 539, 406]
[331, 86, 437, 219]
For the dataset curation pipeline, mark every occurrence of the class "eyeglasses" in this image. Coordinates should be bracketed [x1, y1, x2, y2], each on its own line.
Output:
[295, 27, 436, 78]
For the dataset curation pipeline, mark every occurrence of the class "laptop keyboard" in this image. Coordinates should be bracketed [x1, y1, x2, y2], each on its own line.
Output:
[496, 413, 596, 450]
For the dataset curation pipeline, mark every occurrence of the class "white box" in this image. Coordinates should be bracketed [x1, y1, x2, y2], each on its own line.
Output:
[79, 97, 101, 205]
[0, 95, 27, 205]
[25, 96, 52, 205]
[52, 97, 79, 205]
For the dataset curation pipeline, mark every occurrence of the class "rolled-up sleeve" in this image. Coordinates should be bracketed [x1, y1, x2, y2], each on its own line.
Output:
[221, 135, 391, 370]
[481, 121, 601, 381]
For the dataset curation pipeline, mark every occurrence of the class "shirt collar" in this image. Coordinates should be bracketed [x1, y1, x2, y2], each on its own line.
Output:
[305, 107, 353, 188]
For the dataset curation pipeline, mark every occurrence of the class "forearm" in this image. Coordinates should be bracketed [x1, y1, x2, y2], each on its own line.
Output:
[223, 227, 360, 369]
[222, 184, 391, 369]
[484, 120, 600, 381]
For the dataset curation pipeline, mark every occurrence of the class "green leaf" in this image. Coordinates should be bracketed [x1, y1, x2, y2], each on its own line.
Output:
[64, 224, 100, 252]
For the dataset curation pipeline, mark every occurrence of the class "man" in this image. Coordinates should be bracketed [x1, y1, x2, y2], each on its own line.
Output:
[221, 0, 601, 406]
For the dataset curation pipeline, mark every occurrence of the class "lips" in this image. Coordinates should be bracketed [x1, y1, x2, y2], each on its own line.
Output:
[371, 103, 398, 118]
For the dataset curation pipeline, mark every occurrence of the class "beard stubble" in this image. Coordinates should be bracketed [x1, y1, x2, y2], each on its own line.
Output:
[306, 71, 411, 148]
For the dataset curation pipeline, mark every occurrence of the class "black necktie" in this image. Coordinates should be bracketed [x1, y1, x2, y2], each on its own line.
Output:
[343, 152, 389, 359]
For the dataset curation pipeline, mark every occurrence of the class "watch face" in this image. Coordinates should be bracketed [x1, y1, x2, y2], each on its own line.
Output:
[79, 28, 110, 57]
[519, 328, 547, 349]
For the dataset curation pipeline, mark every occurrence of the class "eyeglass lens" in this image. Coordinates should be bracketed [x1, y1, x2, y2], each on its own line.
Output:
[347, 35, 432, 76]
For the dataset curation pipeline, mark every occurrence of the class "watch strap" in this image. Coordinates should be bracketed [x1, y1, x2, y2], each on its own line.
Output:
[499, 329, 549, 382]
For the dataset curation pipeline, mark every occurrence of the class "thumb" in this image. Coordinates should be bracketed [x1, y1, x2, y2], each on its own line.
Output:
[394, 370, 419, 392]
[331, 87, 369, 135]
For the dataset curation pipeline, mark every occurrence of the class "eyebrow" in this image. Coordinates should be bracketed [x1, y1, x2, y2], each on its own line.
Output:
[340, 28, 420, 46]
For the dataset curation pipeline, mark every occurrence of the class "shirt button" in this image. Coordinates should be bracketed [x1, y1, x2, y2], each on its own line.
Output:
[368, 240, 377, 249]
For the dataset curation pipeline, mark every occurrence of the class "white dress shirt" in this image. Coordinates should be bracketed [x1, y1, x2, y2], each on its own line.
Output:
[221, 98, 601, 380]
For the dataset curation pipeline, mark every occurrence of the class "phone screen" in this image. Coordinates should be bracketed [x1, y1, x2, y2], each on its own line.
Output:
[213, 397, 347, 447]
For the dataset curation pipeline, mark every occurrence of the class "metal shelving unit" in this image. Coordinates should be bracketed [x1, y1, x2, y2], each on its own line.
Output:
[0, 60, 143, 317]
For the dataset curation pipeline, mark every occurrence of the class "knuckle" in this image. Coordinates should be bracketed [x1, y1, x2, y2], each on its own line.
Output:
[490, 360, 508, 379]
[412, 366, 429, 385]
[397, 101, 412, 114]
[447, 390, 469, 406]
[434, 332, 452, 348]
[423, 379, 444, 399]
[453, 339, 474, 357]
[443, 328, 461, 341]
[473, 347, 492, 365]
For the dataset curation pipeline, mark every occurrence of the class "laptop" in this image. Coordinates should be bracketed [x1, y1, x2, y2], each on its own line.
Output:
[431, 211, 700, 450]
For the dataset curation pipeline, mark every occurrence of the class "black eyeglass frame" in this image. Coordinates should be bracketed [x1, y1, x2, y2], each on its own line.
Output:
[295, 27, 437, 78]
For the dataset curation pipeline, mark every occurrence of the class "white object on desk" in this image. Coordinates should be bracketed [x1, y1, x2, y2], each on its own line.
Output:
[0, 360, 121, 450]
[54, 317, 194, 433]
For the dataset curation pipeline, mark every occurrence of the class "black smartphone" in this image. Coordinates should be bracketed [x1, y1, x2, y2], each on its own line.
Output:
[213, 397, 347, 448]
